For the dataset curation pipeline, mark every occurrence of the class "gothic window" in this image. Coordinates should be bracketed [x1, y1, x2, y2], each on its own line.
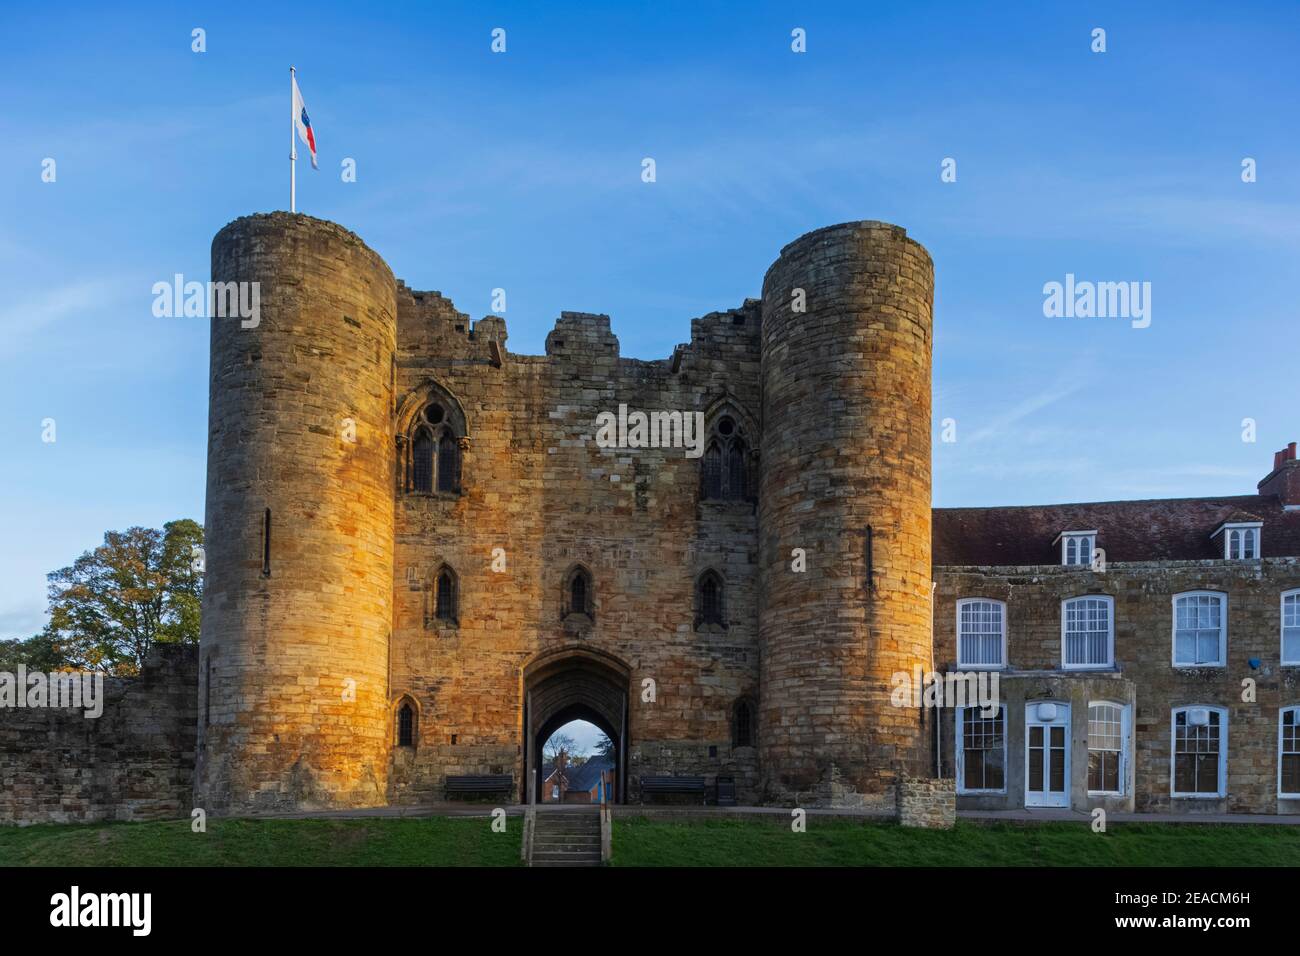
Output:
[696, 569, 726, 629]
[406, 397, 464, 495]
[732, 697, 755, 749]
[563, 565, 593, 620]
[396, 698, 417, 748]
[412, 429, 434, 492]
[726, 437, 747, 500]
[437, 433, 459, 493]
[423, 564, 459, 627]
[701, 413, 751, 502]
[703, 442, 723, 500]
[423, 565, 459, 628]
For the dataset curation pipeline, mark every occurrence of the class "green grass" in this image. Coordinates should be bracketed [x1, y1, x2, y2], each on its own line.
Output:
[0, 816, 522, 867]
[610, 817, 1300, 867]
[3, 815, 1297, 866]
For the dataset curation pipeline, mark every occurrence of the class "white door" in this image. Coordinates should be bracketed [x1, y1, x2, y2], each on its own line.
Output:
[1025, 701, 1070, 808]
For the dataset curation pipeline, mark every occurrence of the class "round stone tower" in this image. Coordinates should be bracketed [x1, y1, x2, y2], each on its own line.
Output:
[196, 213, 397, 813]
[758, 221, 934, 803]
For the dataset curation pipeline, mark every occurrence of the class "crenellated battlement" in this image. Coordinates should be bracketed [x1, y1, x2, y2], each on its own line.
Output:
[199, 211, 933, 813]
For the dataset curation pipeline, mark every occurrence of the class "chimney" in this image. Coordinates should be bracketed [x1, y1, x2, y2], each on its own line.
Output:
[1258, 442, 1300, 507]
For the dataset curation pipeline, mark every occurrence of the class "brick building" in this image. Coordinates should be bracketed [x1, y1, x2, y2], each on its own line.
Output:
[189, 211, 1300, 818]
[933, 443, 1300, 815]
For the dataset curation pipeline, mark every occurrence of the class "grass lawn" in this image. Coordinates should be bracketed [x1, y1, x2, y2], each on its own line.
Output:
[3, 815, 1297, 866]
[0, 816, 521, 867]
[610, 817, 1300, 867]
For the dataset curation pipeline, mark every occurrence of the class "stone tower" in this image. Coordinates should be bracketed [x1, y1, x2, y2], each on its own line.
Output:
[758, 221, 934, 802]
[195, 213, 397, 813]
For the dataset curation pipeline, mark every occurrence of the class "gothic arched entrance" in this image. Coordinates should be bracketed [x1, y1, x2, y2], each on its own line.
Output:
[522, 647, 630, 805]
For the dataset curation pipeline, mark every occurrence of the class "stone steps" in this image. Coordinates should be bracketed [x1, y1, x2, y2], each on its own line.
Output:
[530, 810, 603, 867]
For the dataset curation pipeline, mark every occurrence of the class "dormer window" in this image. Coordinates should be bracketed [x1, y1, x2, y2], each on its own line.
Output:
[1212, 521, 1262, 560]
[1054, 530, 1097, 567]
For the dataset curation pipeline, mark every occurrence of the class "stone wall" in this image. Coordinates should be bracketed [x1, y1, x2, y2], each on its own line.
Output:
[934, 558, 1300, 814]
[758, 222, 934, 802]
[0, 645, 198, 825]
[388, 283, 765, 804]
[896, 775, 956, 828]
[198, 213, 397, 814]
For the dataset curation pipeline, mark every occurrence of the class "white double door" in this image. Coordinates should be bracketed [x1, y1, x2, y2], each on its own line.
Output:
[1024, 701, 1070, 808]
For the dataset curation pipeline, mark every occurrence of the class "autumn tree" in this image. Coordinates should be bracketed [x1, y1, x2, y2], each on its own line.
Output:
[37, 519, 204, 675]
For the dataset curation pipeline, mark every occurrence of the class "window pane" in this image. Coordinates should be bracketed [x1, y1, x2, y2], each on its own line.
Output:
[412, 430, 433, 492]
[1284, 596, 1300, 661]
[702, 444, 722, 500]
[437, 434, 458, 492]
[1065, 597, 1109, 665]
[1284, 755, 1300, 795]
[1174, 710, 1221, 794]
[1027, 726, 1043, 792]
[726, 439, 747, 499]
[1088, 704, 1124, 793]
[1175, 595, 1222, 664]
[962, 707, 1004, 790]
[959, 601, 1003, 666]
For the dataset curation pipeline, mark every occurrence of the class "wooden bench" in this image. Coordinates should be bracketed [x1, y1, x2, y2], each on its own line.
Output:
[639, 775, 707, 805]
[444, 774, 513, 800]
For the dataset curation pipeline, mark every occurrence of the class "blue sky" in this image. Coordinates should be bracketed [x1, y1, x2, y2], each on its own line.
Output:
[1, 1, 1297, 640]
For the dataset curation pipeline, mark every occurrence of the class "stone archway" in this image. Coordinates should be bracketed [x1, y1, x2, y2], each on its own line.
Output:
[523, 647, 630, 805]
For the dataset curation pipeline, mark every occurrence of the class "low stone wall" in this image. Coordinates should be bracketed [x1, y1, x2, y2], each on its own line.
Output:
[0, 644, 199, 825]
[896, 775, 957, 828]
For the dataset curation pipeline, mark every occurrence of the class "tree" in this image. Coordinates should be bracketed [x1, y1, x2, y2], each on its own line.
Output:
[593, 731, 616, 763]
[543, 731, 577, 765]
[39, 519, 204, 675]
[0, 628, 67, 671]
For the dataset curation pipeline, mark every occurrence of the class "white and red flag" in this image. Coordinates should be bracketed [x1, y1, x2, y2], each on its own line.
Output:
[291, 72, 318, 169]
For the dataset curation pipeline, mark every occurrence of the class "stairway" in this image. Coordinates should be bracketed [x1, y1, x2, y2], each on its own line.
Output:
[530, 808, 603, 867]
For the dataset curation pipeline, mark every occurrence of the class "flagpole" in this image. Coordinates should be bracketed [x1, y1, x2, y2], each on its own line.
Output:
[290, 65, 297, 213]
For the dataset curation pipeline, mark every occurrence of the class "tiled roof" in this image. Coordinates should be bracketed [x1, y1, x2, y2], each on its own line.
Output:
[564, 757, 614, 793]
[933, 494, 1300, 566]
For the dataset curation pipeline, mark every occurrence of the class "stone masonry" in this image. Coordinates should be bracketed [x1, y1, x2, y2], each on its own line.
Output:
[196, 213, 936, 813]
[10, 212, 1294, 824]
[0, 645, 198, 825]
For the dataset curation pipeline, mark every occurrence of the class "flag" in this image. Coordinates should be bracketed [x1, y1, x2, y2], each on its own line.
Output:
[292, 74, 318, 169]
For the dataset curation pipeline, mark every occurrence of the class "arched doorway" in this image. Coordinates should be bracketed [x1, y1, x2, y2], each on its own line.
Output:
[523, 647, 630, 805]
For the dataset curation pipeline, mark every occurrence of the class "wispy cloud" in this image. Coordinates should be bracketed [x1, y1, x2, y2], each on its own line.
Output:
[0, 279, 123, 361]
[965, 358, 1095, 446]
